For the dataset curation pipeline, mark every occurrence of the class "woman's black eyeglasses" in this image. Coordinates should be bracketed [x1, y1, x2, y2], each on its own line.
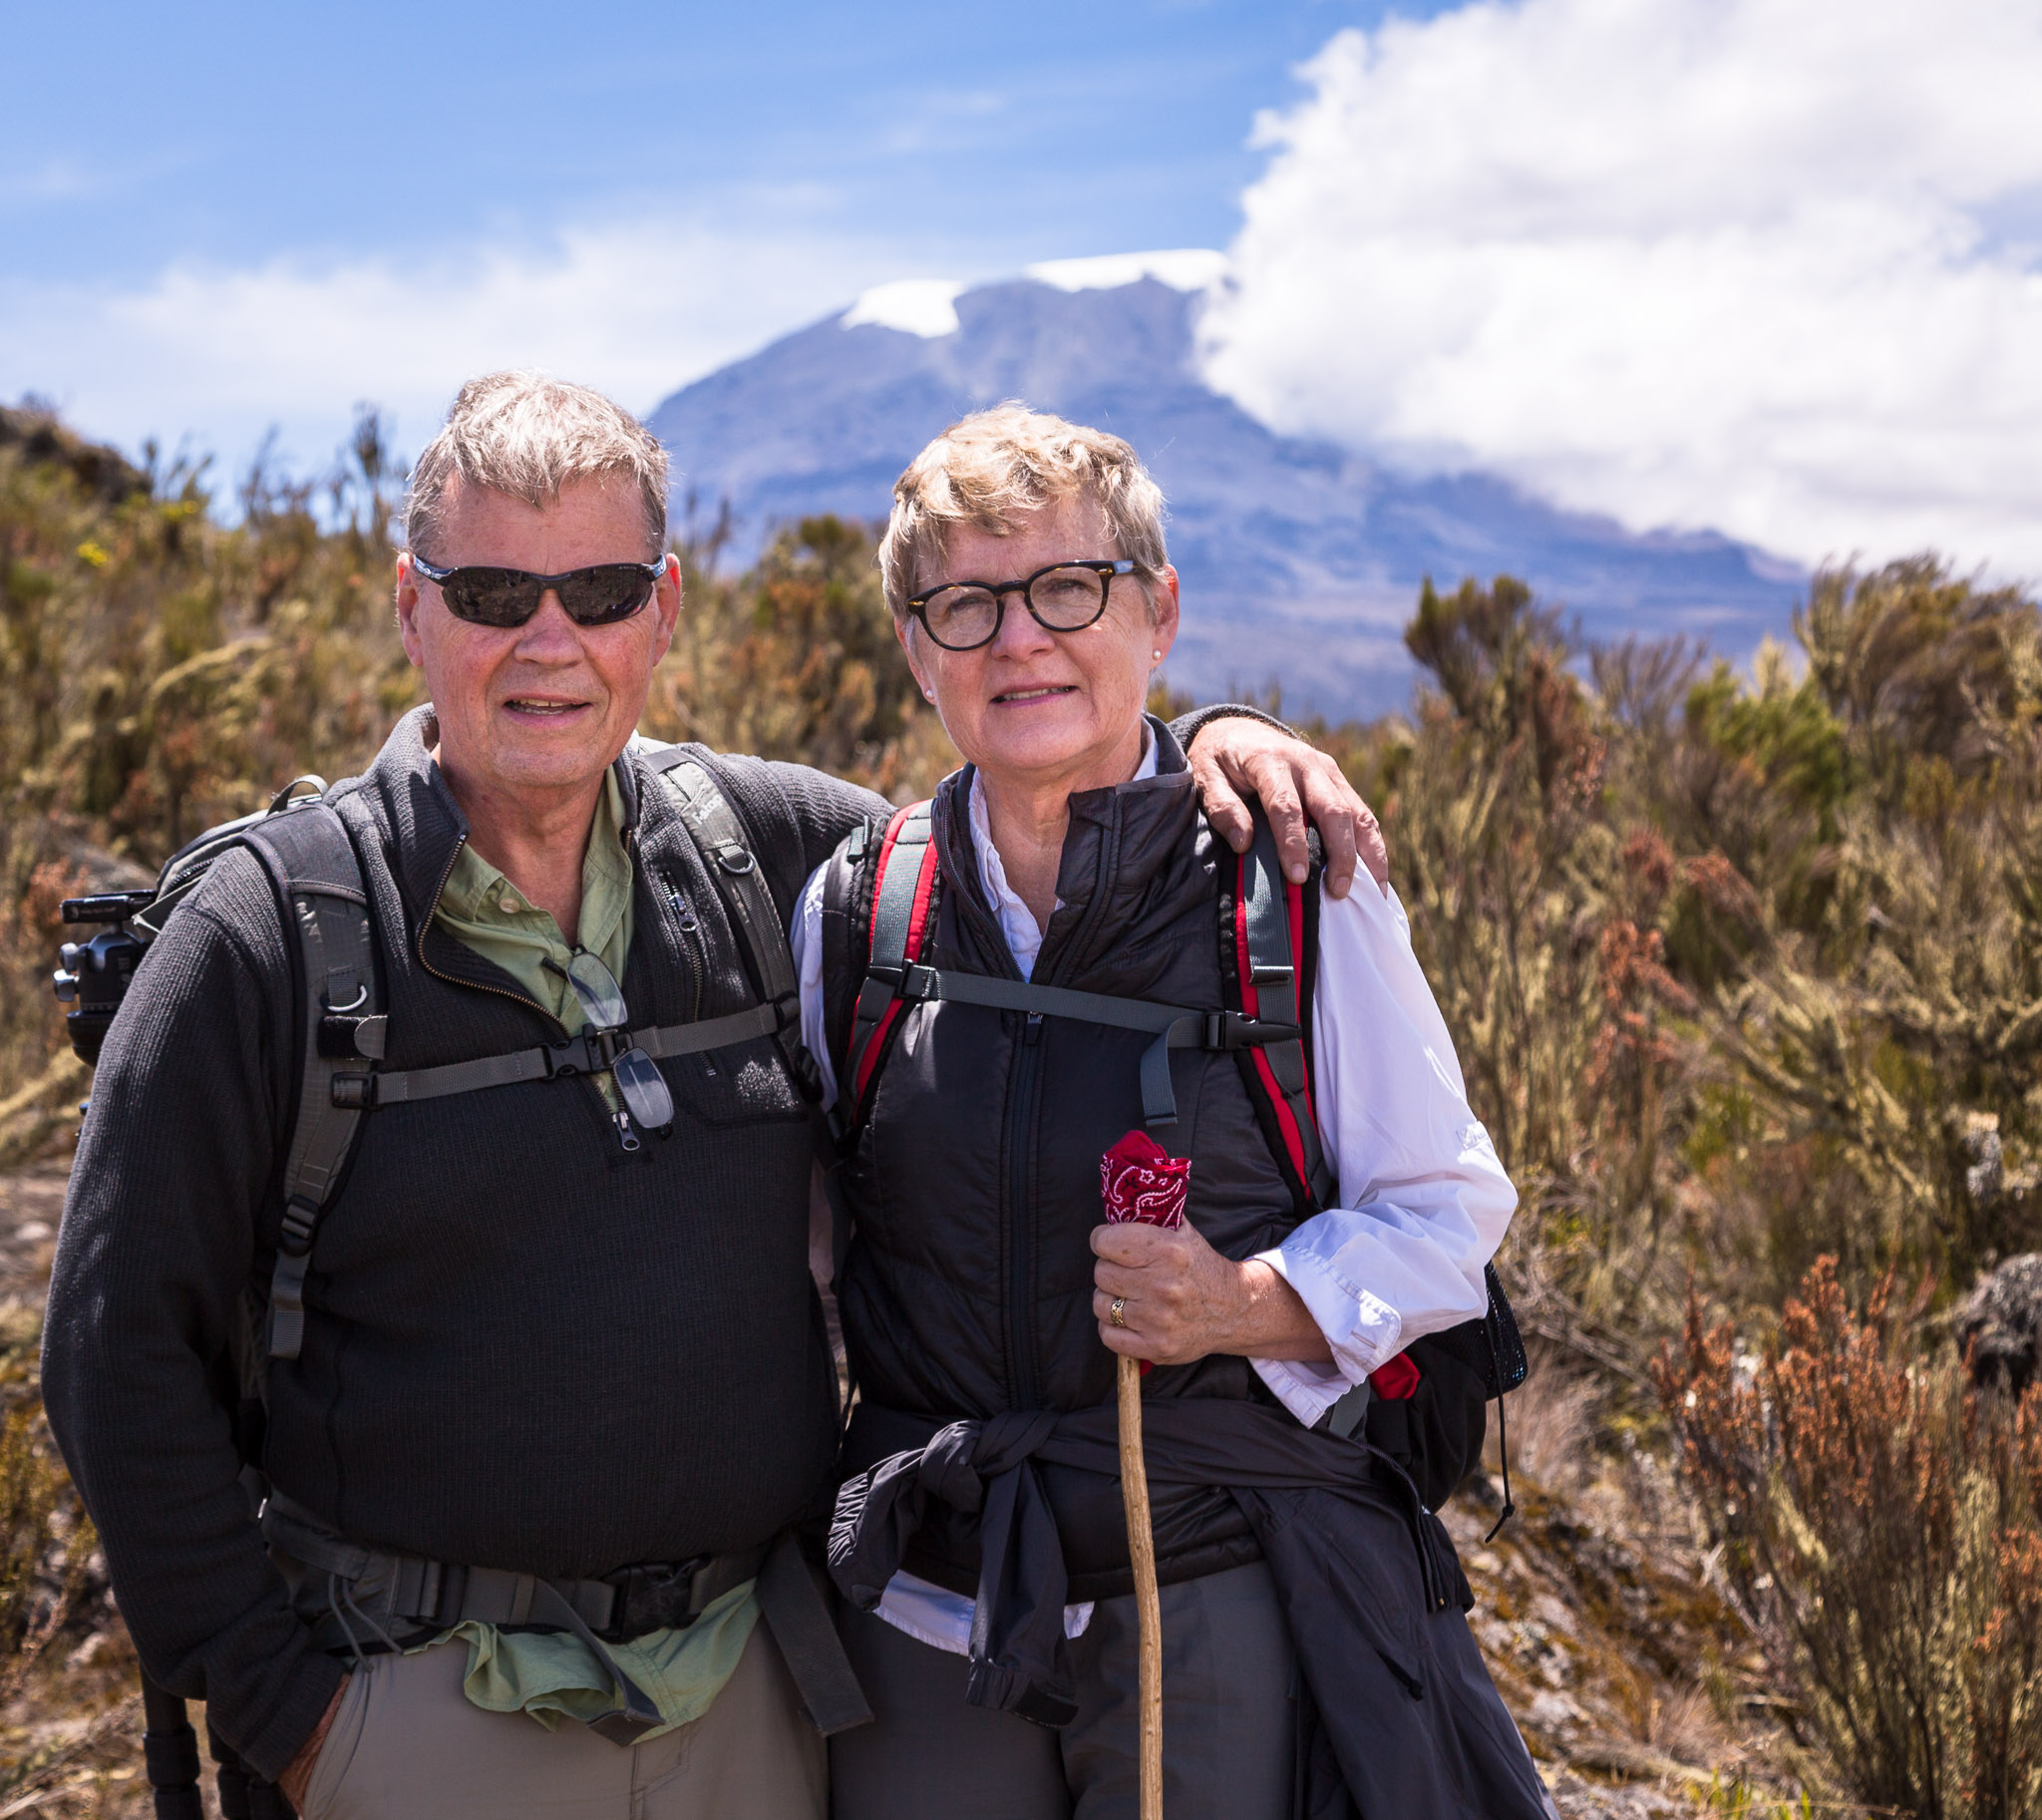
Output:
[905, 558, 1136, 652]
[411, 553, 666, 628]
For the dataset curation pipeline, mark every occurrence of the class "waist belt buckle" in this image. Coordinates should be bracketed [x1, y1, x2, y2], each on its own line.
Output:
[599, 1556, 715, 1642]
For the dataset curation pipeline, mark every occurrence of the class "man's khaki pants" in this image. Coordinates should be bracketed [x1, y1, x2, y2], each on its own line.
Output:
[298, 1624, 826, 1820]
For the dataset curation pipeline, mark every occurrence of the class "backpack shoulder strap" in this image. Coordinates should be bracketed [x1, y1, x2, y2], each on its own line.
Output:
[1228, 809, 1336, 1211]
[235, 798, 379, 1361]
[638, 748, 798, 1005]
[636, 746, 823, 1107]
[292, 753, 815, 1123]
[841, 801, 938, 1124]
[840, 800, 1319, 1135]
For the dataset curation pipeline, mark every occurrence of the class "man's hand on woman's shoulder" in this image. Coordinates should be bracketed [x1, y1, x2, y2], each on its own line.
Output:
[1180, 715, 1389, 900]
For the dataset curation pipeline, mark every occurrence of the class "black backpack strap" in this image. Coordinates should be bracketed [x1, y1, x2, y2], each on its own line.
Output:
[886, 968, 1292, 1128]
[236, 802, 378, 1362]
[1230, 810, 1336, 1209]
[335, 1001, 789, 1108]
[842, 803, 937, 1122]
[323, 748, 816, 1117]
[636, 748, 824, 1106]
[841, 802, 1303, 1132]
[819, 816, 881, 1097]
[639, 750, 796, 999]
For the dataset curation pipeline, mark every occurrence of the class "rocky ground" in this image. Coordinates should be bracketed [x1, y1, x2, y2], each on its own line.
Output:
[0, 1159, 1813, 1819]
[0, 1162, 168, 1820]
[1446, 1460, 1804, 1816]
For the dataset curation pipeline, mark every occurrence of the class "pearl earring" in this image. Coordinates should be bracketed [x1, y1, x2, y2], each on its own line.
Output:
[1152, 650, 1162, 659]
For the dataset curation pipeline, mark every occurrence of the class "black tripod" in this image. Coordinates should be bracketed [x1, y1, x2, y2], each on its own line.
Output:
[140, 1673, 296, 1819]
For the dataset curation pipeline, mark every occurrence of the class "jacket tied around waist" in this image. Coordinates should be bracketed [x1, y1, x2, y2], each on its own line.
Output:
[829, 1397, 1554, 1820]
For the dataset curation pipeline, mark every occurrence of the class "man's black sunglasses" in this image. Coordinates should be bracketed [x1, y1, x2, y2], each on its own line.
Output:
[410, 553, 667, 628]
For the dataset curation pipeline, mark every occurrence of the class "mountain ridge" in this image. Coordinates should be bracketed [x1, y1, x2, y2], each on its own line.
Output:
[647, 273, 1802, 712]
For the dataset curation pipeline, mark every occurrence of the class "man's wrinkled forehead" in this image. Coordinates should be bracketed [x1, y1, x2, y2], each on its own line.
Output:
[429, 473, 653, 560]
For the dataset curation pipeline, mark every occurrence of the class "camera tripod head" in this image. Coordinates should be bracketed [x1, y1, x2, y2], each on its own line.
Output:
[53, 892, 156, 1064]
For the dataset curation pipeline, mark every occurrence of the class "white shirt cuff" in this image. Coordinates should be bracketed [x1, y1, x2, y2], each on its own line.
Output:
[1246, 1241, 1405, 1425]
[1249, 1353, 1354, 1428]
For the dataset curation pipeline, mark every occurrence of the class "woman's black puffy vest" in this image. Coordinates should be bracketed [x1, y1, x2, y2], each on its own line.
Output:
[823, 726, 1309, 1601]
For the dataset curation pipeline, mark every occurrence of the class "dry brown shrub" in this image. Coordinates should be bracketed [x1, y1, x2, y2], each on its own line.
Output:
[11, 409, 2042, 1802]
[1484, 1341, 1598, 1496]
[1656, 1258, 2042, 1818]
[0, 1401, 94, 1707]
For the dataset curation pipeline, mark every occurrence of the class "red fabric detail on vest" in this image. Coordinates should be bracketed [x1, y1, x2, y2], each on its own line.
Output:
[1370, 1352, 1422, 1399]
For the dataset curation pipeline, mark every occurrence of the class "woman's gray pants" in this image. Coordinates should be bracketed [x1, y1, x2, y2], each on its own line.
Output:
[829, 1561, 1297, 1820]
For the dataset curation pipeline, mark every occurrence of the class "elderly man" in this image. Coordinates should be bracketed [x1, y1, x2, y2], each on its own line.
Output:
[42, 372, 1382, 1820]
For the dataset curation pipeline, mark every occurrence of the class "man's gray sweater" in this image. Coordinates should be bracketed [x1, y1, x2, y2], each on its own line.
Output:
[41, 710, 885, 1778]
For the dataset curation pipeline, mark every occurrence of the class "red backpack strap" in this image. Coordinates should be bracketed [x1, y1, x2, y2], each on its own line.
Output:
[841, 801, 939, 1120]
[1232, 810, 1335, 1210]
[1230, 813, 1421, 1406]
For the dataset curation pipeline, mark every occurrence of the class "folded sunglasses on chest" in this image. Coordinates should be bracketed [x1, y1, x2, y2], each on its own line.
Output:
[410, 553, 666, 627]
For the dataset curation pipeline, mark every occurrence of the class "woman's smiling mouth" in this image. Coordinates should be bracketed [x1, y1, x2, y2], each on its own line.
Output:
[991, 684, 1078, 705]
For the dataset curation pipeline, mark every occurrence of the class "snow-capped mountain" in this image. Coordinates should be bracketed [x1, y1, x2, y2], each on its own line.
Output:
[645, 257, 1801, 713]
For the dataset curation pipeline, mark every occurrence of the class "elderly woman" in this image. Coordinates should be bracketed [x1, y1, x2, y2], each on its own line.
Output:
[795, 407, 1549, 1819]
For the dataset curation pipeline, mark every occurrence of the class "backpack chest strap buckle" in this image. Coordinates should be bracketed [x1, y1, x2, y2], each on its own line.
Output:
[1202, 1010, 1301, 1051]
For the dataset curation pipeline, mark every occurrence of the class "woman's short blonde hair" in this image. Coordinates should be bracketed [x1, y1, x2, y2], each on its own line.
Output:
[406, 370, 669, 560]
[876, 403, 1168, 619]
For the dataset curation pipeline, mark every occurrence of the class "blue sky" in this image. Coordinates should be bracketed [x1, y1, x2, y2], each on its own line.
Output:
[6, 1, 1455, 284]
[1, 0, 1455, 473]
[6, 0, 2039, 579]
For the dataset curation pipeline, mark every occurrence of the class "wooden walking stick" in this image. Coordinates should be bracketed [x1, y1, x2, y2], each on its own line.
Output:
[1118, 1351, 1165, 1820]
[1101, 1131, 1191, 1820]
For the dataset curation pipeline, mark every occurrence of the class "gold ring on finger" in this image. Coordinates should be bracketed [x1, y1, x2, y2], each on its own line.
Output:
[1110, 1296, 1127, 1329]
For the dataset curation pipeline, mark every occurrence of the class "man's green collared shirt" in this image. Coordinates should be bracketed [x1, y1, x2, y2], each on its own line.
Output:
[425, 768, 758, 1738]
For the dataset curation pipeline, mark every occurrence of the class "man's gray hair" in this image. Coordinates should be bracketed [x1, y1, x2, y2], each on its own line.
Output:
[406, 371, 669, 558]
[876, 403, 1169, 620]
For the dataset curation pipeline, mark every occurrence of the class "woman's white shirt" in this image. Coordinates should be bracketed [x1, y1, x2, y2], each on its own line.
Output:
[785, 749, 1516, 1651]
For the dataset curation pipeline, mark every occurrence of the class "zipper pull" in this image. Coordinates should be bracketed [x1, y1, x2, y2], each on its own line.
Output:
[613, 1108, 642, 1153]
[1024, 1011, 1044, 1044]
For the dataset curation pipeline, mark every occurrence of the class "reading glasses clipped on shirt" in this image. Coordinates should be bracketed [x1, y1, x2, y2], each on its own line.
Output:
[905, 558, 1136, 651]
[545, 948, 676, 1143]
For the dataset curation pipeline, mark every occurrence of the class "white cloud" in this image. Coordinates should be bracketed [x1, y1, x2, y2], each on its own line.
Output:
[0, 218, 919, 484]
[1199, 0, 2042, 578]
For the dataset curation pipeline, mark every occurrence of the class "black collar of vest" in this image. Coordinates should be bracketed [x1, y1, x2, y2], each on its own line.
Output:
[928, 713, 1199, 988]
